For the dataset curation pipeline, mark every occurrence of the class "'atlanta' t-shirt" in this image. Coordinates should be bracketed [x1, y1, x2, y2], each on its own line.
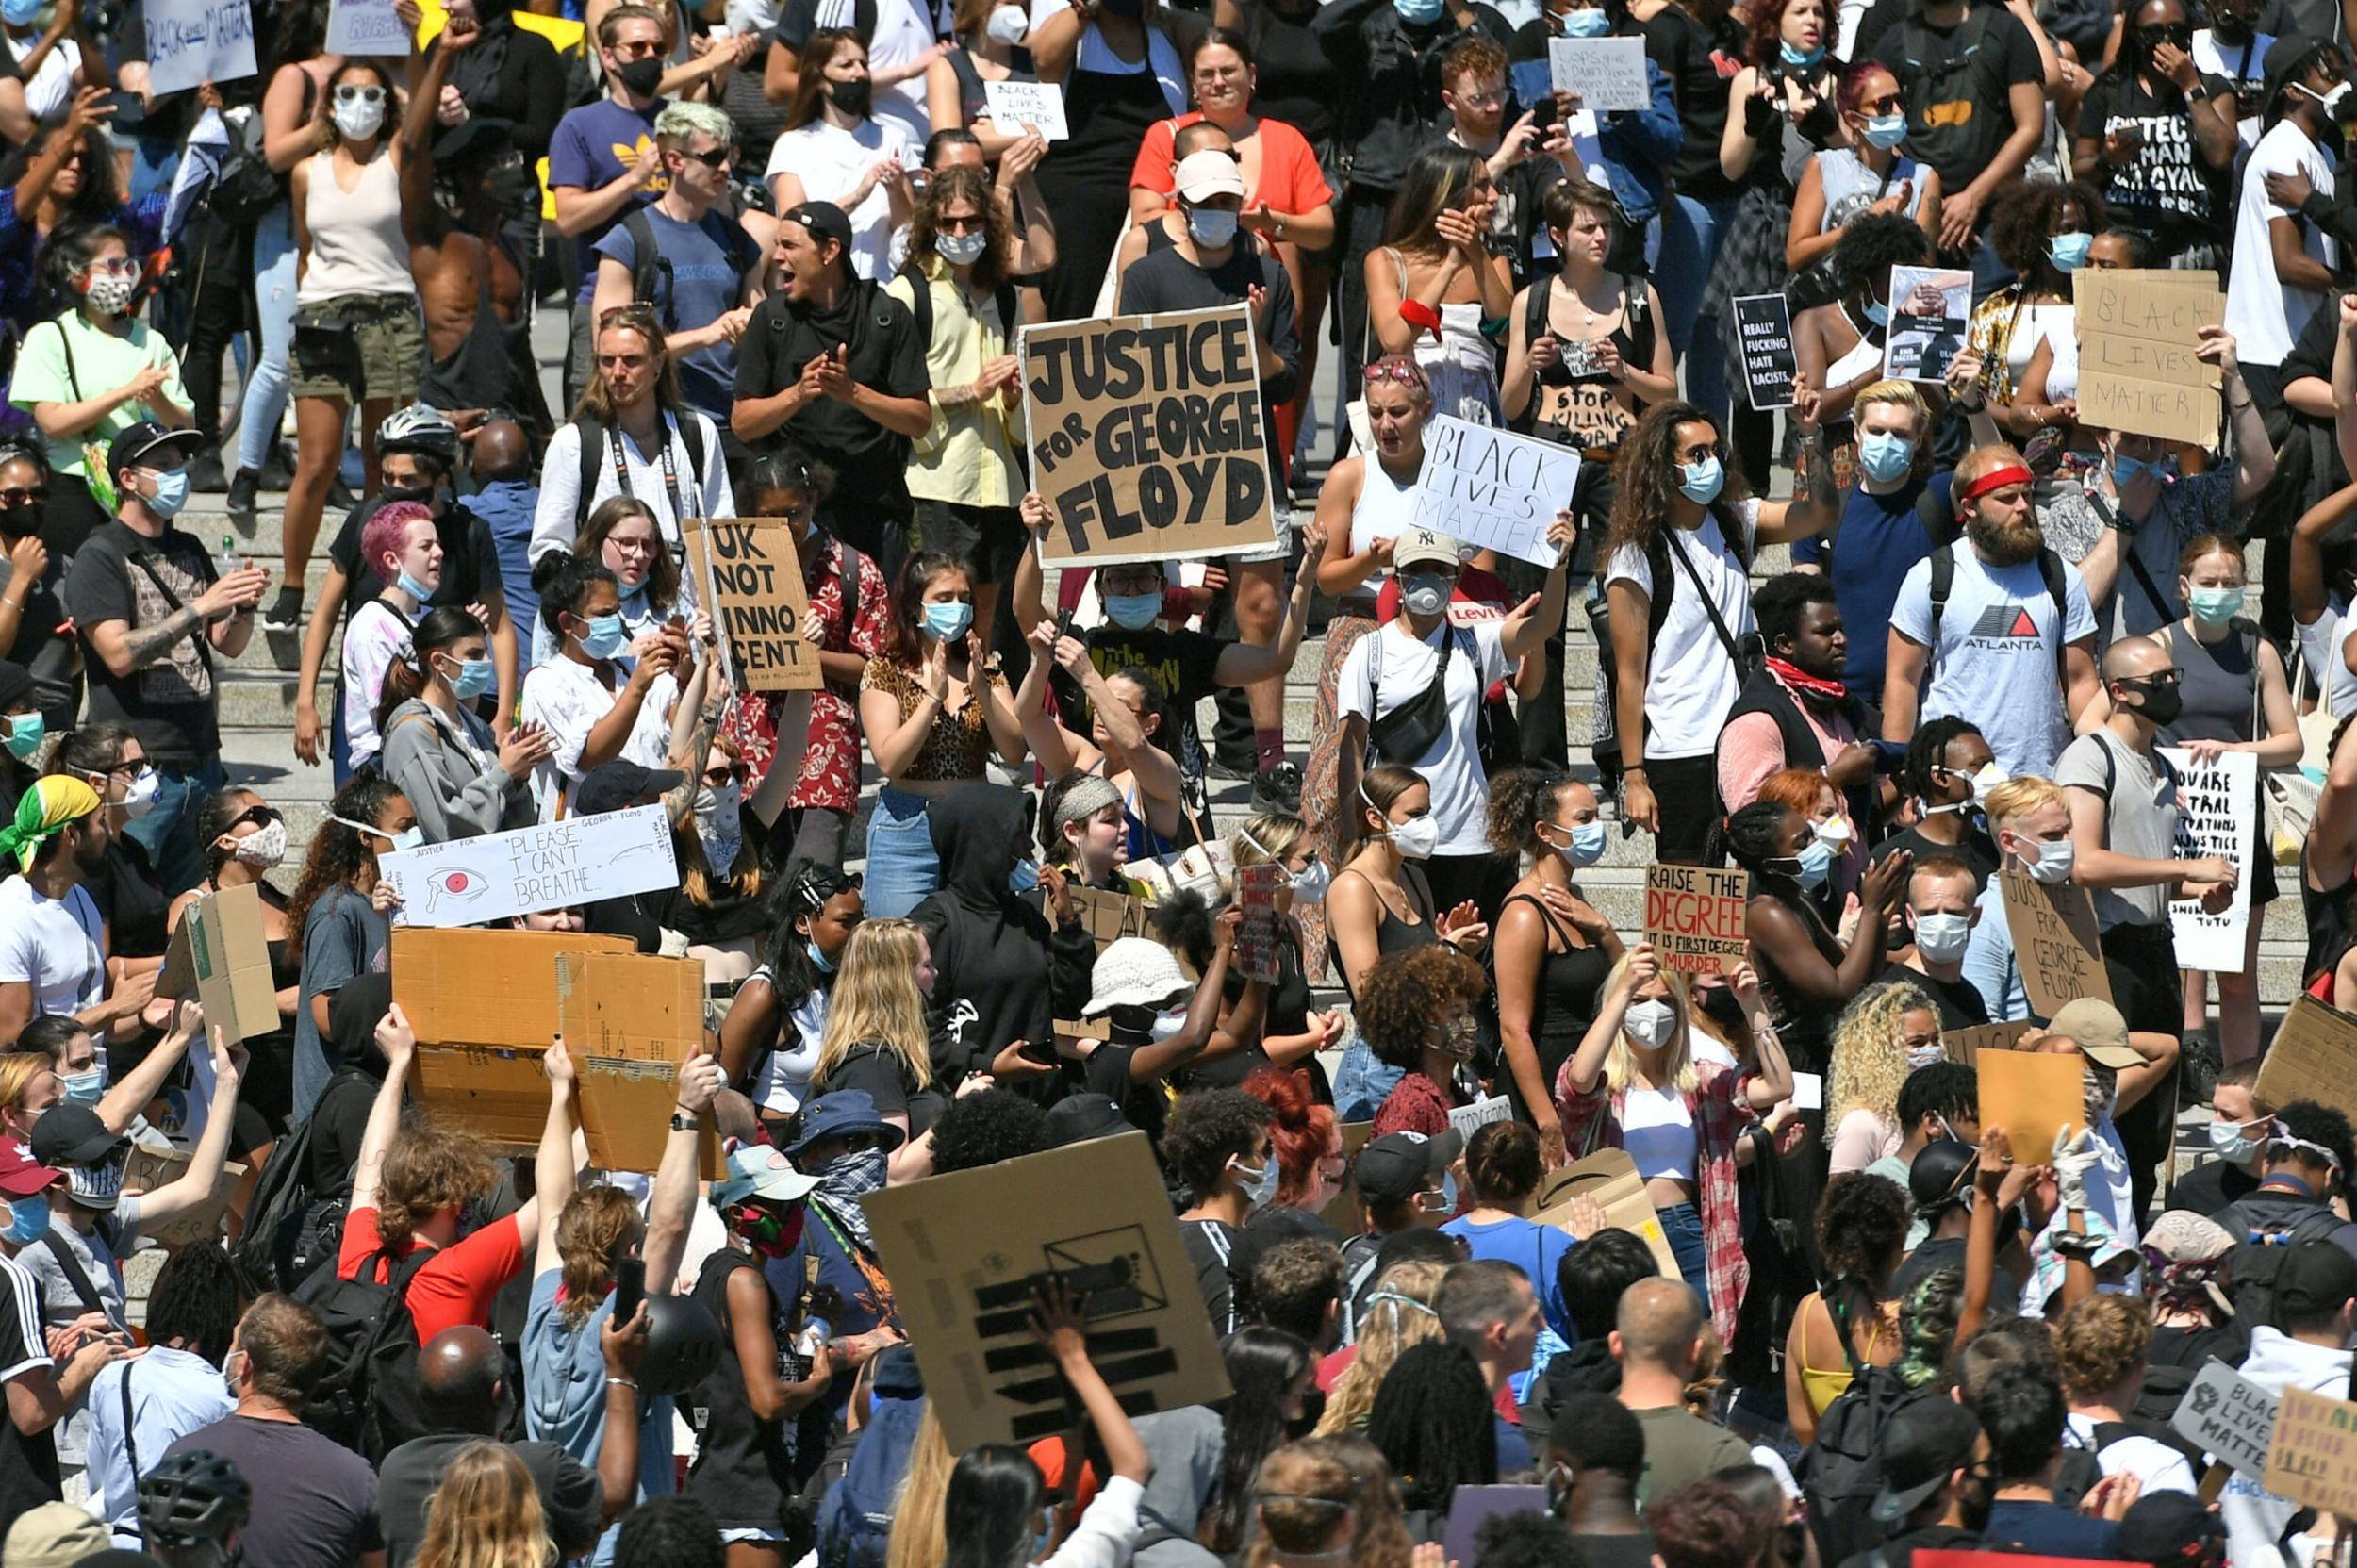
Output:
[1888, 543, 2095, 778]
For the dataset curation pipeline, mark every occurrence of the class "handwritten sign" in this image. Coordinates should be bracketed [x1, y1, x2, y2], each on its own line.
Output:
[1883, 265, 1970, 384]
[2173, 1359, 2281, 1481]
[146, 0, 259, 94]
[1642, 864, 1751, 973]
[2000, 867, 2114, 1017]
[1546, 36, 1648, 111]
[2161, 746, 2253, 972]
[981, 79, 1069, 140]
[2263, 1383, 2357, 1517]
[1977, 1048, 2085, 1157]
[1941, 1018, 2032, 1065]
[2254, 994, 2357, 1126]
[1407, 415, 1576, 568]
[1021, 306, 1278, 567]
[1447, 1094, 1512, 1144]
[1529, 364, 1636, 453]
[380, 805, 680, 928]
[1735, 294, 1797, 411]
[325, 0, 413, 55]
[1067, 885, 1158, 954]
[1236, 865, 1282, 985]
[2074, 269, 2223, 446]
[683, 518, 821, 693]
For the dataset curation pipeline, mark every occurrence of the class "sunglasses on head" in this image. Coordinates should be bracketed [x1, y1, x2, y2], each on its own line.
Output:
[1363, 360, 1425, 387]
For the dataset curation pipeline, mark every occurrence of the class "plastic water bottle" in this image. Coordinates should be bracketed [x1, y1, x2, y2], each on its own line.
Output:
[213, 535, 244, 579]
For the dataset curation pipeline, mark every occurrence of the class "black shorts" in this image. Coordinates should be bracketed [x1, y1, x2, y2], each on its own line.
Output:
[915, 499, 1026, 586]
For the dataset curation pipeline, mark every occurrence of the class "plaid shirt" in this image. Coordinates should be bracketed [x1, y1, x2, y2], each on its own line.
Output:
[1553, 1057, 1758, 1345]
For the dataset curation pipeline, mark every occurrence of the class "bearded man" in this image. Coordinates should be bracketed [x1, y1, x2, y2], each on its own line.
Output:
[1881, 445, 2102, 778]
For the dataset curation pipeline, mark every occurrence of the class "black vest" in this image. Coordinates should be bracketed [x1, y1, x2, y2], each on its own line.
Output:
[1720, 665, 1876, 833]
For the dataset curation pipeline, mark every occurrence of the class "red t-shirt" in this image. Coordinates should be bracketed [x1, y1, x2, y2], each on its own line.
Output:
[1127, 112, 1334, 216]
[337, 1205, 527, 1344]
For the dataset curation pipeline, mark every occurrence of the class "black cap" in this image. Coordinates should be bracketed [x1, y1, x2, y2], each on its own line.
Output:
[783, 200, 854, 258]
[572, 760, 685, 817]
[1354, 1130, 1462, 1204]
[2276, 1237, 2357, 1319]
[105, 421, 204, 485]
[29, 1103, 124, 1169]
[2116, 1491, 2227, 1568]
[1909, 1139, 1978, 1215]
[1871, 1398, 1984, 1525]
[1044, 1093, 1135, 1147]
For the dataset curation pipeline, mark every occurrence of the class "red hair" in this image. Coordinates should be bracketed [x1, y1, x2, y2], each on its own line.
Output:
[360, 502, 436, 580]
[1243, 1067, 1336, 1207]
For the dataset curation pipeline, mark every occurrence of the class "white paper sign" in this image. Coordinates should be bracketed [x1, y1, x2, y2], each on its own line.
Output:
[2172, 1358, 2280, 1479]
[1447, 1094, 1513, 1143]
[145, 0, 259, 94]
[325, 0, 413, 55]
[2162, 746, 2255, 972]
[1408, 415, 1577, 569]
[1790, 1072, 1824, 1112]
[1546, 37, 1648, 112]
[982, 80, 1069, 140]
[379, 805, 680, 928]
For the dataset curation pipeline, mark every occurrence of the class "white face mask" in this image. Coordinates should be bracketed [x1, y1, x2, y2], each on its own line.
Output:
[984, 2, 1029, 41]
[333, 95, 386, 140]
[1971, 762, 2010, 807]
[1911, 910, 1970, 964]
[233, 818, 288, 869]
[1624, 999, 1676, 1049]
[2022, 835, 2075, 884]
[1815, 814, 1854, 848]
[1149, 1003, 1190, 1042]
[1387, 814, 1440, 861]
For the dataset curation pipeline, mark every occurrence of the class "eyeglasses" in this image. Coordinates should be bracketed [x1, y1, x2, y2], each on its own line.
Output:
[0, 487, 45, 508]
[86, 257, 138, 277]
[609, 37, 664, 57]
[334, 84, 387, 105]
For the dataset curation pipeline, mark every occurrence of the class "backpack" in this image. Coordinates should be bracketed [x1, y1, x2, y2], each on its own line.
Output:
[293, 1245, 437, 1463]
[620, 207, 764, 334]
[2222, 1202, 2349, 1329]
[893, 258, 1018, 359]
[232, 1069, 363, 1295]
[570, 411, 710, 536]
[1511, 273, 1653, 441]
[207, 106, 286, 228]
[1587, 504, 1757, 783]
[1926, 538, 2074, 684]
[1798, 1349, 1930, 1564]
[815, 1384, 928, 1568]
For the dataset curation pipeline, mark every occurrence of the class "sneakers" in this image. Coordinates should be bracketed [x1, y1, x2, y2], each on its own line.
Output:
[258, 586, 305, 635]
[1251, 762, 1303, 816]
[224, 469, 260, 528]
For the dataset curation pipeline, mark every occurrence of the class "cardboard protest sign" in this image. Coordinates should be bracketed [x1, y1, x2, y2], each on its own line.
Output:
[1941, 1019, 2032, 1065]
[146, 0, 259, 93]
[1976, 1048, 2085, 1157]
[2074, 270, 2224, 445]
[2173, 1359, 2281, 1481]
[2264, 1383, 2357, 1516]
[1448, 1095, 1512, 1145]
[2161, 747, 2253, 972]
[683, 519, 822, 693]
[1735, 295, 1798, 411]
[2254, 994, 2357, 1126]
[1883, 266, 1971, 384]
[1407, 416, 1576, 568]
[124, 1146, 246, 1249]
[982, 79, 1068, 140]
[1067, 886, 1157, 953]
[1319, 1121, 1377, 1233]
[1546, 36, 1648, 109]
[378, 805, 679, 928]
[861, 1132, 1230, 1452]
[1021, 305, 1279, 567]
[2000, 867, 2114, 1016]
[1533, 1148, 1679, 1278]
[1643, 865, 1751, 972]
[1236, 865, 1283, 985]
[325, 0, 412, 54]
[157, 882, 280, 1046]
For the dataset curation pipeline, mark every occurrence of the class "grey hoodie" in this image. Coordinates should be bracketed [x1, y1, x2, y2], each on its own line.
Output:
[2222, 1326, 2354, 1568]
[379, 697, 538, 843]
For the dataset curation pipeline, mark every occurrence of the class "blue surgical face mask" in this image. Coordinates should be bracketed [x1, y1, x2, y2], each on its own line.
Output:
[1791, 838, 1834, 889]
[1555, 819, 1608, 867]
[59, 1067, 104, 1105]
[2048, 232, 2094, 272]
[389, 825, 426, 854]
[2188, 585, 2245, 624]
[1864, 298, 1891, 326]
[1561, 6, 1611, 33]
[1186, 206, 1241, 248]
[806, 939, 837, 974]
[1030, 1511, 1057, 1563]
[2112, 454, 2167, 486]
[2, 713, 42, 762]
[575, 613, 628, 660]
[3, 1196, 46, 1247]
[1394, 0, 1444, 24]
[924, 602, 974, 642]
[395, 568, 436, 603]
[1779, 39, 1823, 65]
[1678, 455, 1724, 505]
[1009, 858, 1041, 895]
[1864, 111, 1908, 148]
[1105, 592, 1162, 631]
[1233, 1153, 1281, 1210]
[1857, 430, 1915, 484]
[446, 657, 495, 701]
[145, 468, 190, 520]
[0, 0, 41, 28]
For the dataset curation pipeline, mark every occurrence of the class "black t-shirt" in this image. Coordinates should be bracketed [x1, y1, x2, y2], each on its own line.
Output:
[378, 1434, 602, 1568]
[1179, 1216, 1262, 1338]
[0, 549, 76, 731]
[1244, 2, 1335, 145]
[814, 1040, 946, 1135]
[1870, 1, 2043, 193]
[1877, 961, 1990, 1027]
[163, 1414, 384, 1568]
[1893, 1233, 2019, 1307]
[62, 520, 223, 767]
[771, 0, 882, 50]
[584, 885, 684, 953]
[1116, 244, 1301, 416]
[1056, 625, 1233, 752]
[328, 499, 503, 620]
[2168, 1155, 2261, 1217]
[734, 284, 929, 502]
[1641, 3, 1744, 201]
[1871, 822, 2002, 891]
[1081, 1035, 1173, 1147]
[0, 1257, 56, 1541]
[1572, 1535, 1662, 1568]
[82, 838, 171, 960]
[2074, 68, 2233, 239]
[308, 1071, 379, 1200]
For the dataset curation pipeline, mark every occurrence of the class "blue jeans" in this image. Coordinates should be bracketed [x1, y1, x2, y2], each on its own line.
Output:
[1659, 192, 1740, 426]
[1332, 1037, 1406, 1123]
[128, 760, 227, 900]
[1658, 1198, 1710, 1317]
[863, 787, 939, 918]
[235, 206, 298, 476]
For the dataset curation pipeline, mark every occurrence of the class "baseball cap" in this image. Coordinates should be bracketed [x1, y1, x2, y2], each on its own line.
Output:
[1871, 1397, 1985, 1525]
[709, 1146, 822, 1210]
[106, 420, 204, 485]
[572, 759, 685, 817]
[4, 1500, 107, 1568]
[1172, 148, 1245, 204]
[783, 200, 854, 256]
[1083, 937, 1190, 1015]
[30, 1103, 124, 1169]
[2116, 1490, 2227, 1568]
[0, 1141, 59, 1197]
[1907, 1138, 1977, 1216]
[2047, 998, 2141, 1070]
[2275, 1237, 2357, 1320]
[1353, 1130, 1462, 1204]
[1045, 1092, 1136, 1147]
[1392, 527, 1464, 572]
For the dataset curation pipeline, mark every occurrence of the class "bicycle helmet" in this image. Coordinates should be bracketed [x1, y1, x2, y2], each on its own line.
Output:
[138, 1449, 253, 1548]
[376, 404, 461, 465]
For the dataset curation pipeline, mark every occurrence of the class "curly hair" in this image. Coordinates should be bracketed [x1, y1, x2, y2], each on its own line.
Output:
[1162, 1087, 1276, 1198]
[909, 163, 1014, 295]
[1825, 980, 1937, 1148]
[1751, 572, 1840, 657]
[529, 551, 622, 640]
[1255, 1238, 1344, 1345]
[1365, 1341, 1497, 1511]
[1817, 1170, 1911, 1296]
[1652, 1482, 1766, 1568]
[1743, 0, 1824, 69]
[376, 1121, 500, 1252]
[1987, 177, 2110, 278]
[930, 1087, 1051, 1175]
[2054, 1293, 2151, 1401]
[1485, 768, 1587, 858]
[1315, 1259, 1447, 1436]
[556, 1185, 643, 1329]
[1605, 401, 1745, 563]
[285, 769, 404, 939]
[1243, 1067, 1337, 1207]
[1831, 212, 1934, 298]
[1903, 717, 1986, 804]
[319, 58, 404, 151]
[1355, 946, 1486, 1069]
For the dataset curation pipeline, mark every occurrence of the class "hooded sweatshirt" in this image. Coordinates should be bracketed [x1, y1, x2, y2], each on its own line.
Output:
[313, 972, 398, 1198]
[910, 784, 1071, 1085]
[2223, 1326, 2355, 1568]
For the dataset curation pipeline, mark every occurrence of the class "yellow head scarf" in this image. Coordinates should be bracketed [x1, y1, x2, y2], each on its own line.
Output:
[0, 776, 102, 872]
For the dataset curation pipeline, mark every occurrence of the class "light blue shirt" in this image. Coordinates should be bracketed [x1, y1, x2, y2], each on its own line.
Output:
[1963, 876, 2031, 1023]
[524, 1268, 675, 1568]
[86, 1347, 236, 1543]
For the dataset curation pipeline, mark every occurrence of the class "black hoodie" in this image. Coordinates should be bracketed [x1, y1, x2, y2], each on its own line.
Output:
[313, 971, 396, 1199]
[910, 784, 1092, 1086]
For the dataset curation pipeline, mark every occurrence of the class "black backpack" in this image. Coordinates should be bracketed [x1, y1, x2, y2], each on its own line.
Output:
[2221, 1202, 2350, 1329]
[231, 1069, 362, 1295]
[570, 411, 711, 536]
[1798, 1348, 1930, 1564]
[293, 1245, 437, 1463]
[620, 207, 765, 333]
[208, 108, 287, 228]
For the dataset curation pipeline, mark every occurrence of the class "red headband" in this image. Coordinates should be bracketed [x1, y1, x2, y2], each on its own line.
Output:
[1956, 464, 2035, 507]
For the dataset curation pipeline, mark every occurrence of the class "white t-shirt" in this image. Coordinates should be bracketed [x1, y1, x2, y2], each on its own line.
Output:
[341, 598, 418, 770]
[2191, 29, 2271, 149]
[526, 412, 734, 567]
[1889, 543, 2095, 778]
[1603, 503, 1761, 760]
[2225, 120, 2338, 368]
[0, 876, 104, 1017]
[1336, 619, 1508, 857]
[2064, 1411, 2200, 1496]
[764, 118, 915, 283]
[518, 655, 683, 822]
[3, 33, 78, 123]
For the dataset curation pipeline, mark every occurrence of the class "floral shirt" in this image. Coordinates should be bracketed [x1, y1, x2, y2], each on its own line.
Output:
[722, 536, 892, 815]
[1372, 1070, 1454, 1138]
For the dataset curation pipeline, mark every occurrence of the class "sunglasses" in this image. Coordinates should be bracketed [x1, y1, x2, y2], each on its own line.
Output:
[679, 144, 733, 168]
[1363, 361, 1426, 387]
[703, 764, 750, 787]
[334, 84, 387, 105]
[1855, 91, 1902, 113]
[610, 37, 664, 57]
[0, 487, 45, 508]
[232, 805, 285, 830]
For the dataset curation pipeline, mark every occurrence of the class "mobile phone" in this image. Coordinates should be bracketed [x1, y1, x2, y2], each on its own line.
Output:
[614, 1258, 645, 1324]
[1019, 1037, 1059, 1065]
[1530, 93, 1559, 131]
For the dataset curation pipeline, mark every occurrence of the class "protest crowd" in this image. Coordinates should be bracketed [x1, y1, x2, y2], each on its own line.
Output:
[21, 0, 2357, 1561]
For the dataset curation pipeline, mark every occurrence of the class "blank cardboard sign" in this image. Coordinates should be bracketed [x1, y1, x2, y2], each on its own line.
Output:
[862, 1131, 1229, 1453]
[1977, 1048, 2085, 1158]
[2254, 995, 2357, 1126]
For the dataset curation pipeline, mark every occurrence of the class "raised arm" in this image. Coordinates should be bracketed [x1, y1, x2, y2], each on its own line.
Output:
[643, 1051, 725, 1294]
[349, 1002, 417, 1215]
[133, 1028, 246, 1231]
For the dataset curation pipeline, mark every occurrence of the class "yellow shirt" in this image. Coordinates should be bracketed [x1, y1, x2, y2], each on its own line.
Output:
[883, 253, 1022, 508]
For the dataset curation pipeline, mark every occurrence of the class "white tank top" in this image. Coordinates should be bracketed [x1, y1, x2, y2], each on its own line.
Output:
[298, 147, 414, 303]
[1622, 1084, 1698, 1182]
[1348, 454, 1422, 559]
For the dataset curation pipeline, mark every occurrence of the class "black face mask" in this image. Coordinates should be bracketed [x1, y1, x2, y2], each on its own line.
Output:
[0, 504, 41, 540]
[1956, 1470, 1995, 1533]
[828, 76, 873, 116]
[615, 55, 665, 98]
[2120, 674, 2184, 728]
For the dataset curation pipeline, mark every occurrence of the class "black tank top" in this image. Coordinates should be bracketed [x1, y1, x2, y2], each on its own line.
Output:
[1498, 893, 1613, 1117]
[685, 1249, 796, 1531]
[1327, 864, 1438, 999]
[1752, 888, 1844, 1072]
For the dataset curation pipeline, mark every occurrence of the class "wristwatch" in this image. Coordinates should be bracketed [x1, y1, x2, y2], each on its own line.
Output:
[670, 1111, 701, 1132]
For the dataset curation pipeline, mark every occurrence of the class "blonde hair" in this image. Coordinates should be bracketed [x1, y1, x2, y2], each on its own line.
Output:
[1984, 775, 2064, 834]
[415, 1444, 551, 1568]
[1600, 954, 1699, 1096]
[1244, 1445, 1361, 1568]
[1232, 811, 1310, 871]
[883, 1408, 954, 1568]
[0, 1053, 52, 1114]
[1853, 379, 1929, 437]
[682, 734, 764, 906]
[816, 919, 934, 1091]
[1315, 1261, 1447, 1436]
[555, 1185, 642, 1329]
[1824, 980, 1937, 1147]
